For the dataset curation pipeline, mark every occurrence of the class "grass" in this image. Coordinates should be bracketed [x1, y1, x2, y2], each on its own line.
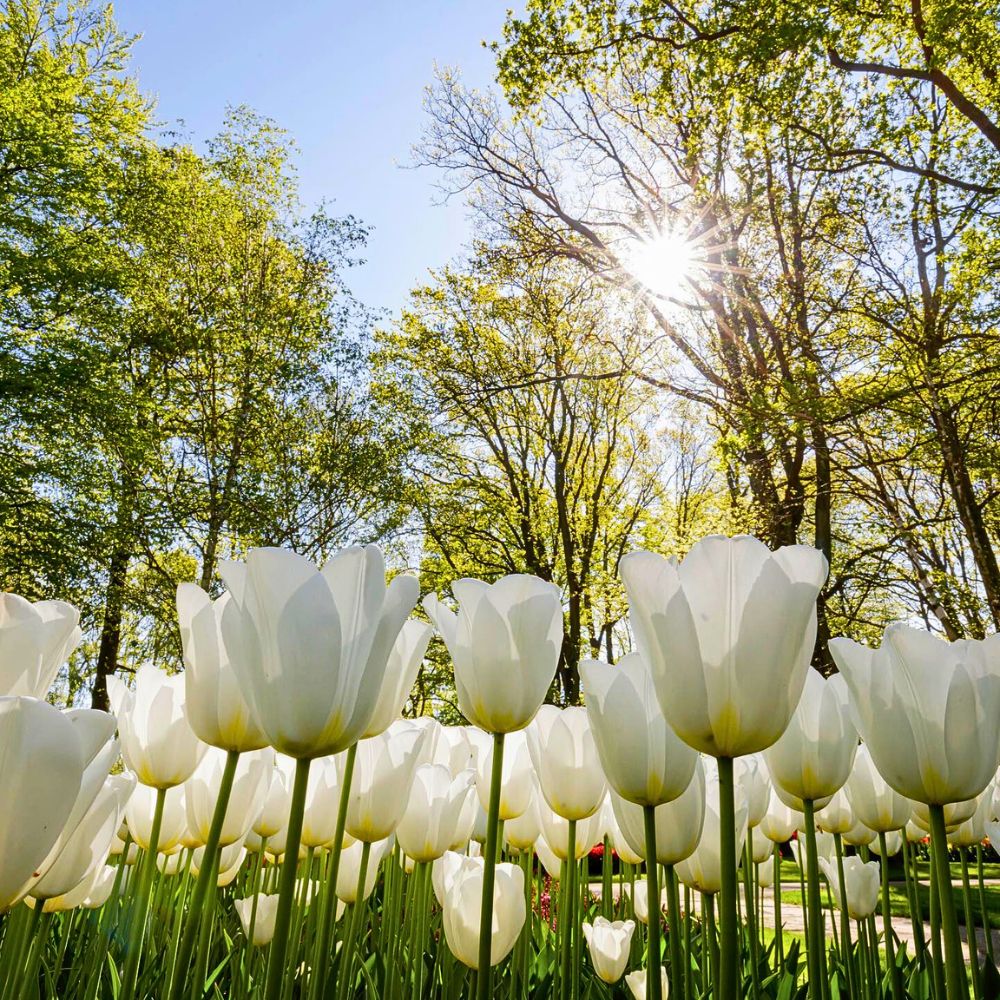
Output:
[778, 882, 1000, 928]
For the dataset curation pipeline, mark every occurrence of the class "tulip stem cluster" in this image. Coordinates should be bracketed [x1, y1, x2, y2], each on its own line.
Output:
[929, 803, 970, 1000]
[476, 732, 505, 1000]
[263, 757, 311, 1000]
[121, 785, 166, 1000]
[716, 757, 739, 1000]
[167, 748, 239, 1000]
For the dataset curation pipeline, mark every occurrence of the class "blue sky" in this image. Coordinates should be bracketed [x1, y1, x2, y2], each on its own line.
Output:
[116, 1, 513, 316]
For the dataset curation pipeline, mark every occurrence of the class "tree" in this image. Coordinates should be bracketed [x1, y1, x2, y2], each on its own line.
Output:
[377, 256, 668, 702]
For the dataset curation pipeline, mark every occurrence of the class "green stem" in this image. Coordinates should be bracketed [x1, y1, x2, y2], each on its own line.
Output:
[902, 834, 927, 963]
[774, 847, 784, 966]
[121, 785, 166, 1000]
[929, 803, 969, 1000]
[716, 756, 738, 1000]
[978, 845, 995, 964]
[167, 748, 239, 1000]
[664, 862, 684, 1000]
[802, 800, 828, 1000]
[960, 849, 981, 1000]
[316, 742, 357, 1000]
[832, 833, 855, 1000]
[642, 805, 663, 1000]
[743, 831, 761, 1000]
[878, 831, 904, 1000]
[560, 820, 576, 1000]
[930, 849, 946, 1000]
[263, 756, 311, 1000]
[475, 732, 505, 1000]
[337, 840, 371, 1000]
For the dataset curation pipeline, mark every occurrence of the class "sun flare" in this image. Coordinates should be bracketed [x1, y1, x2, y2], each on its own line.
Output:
[623, 230, 698, 298]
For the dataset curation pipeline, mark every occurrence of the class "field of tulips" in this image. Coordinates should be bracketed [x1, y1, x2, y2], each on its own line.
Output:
[2, 534, 1000, 999]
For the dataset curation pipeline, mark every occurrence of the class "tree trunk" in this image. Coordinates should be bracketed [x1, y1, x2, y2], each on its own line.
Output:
[929, 401, 1000, 630]
[91, 541, 130, 711]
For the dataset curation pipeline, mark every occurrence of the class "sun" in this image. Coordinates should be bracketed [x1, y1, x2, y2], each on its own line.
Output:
[622, 230, 698, 299]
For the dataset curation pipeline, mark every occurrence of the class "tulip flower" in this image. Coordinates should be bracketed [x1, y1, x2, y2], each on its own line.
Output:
[27, 862, 118, 913]
[235, 893, 281, 946]
[219, 546, 419, 759]
[830, 624, 1000, 805]
[503, 783, 542, 852]
[191, 839, 246, 879]
[620, 535, 827, 759]
[176, 584, 269, 752]
[764, 671, 857, 809]
[622, 535, 826, 999]
[0, 697, 85, 910]
[609, 762, 706, 865]
[219, 545, 418, 1000]
[32, 708, 120, 886]
[423, 575, 562, 735]
[675, 768, 748, 896]
[31, 772, 135, 900]
[625, 967, 669, 999]
[296, 754, 344, 849]
[582, 917, 635, 983]
[335, 837, 392, 903]
[396, 764, 476, 863]
[763, 669, 856, 992]
[752, 834, 775, 864]
[869, 830, 903, 856]
[425, 573, 561, 1000]
[109, 664, 207, 789]
[526, 705, 606, 821]
[816, 789, 854, 836]
[950, 790, 991, 852]
[603, 797, 644, 865]
[436, 853, 526, 969]
[344, 723, 424, 842]
[758, 793, 802, 845]
[125, 783, 188, 853]
[360, 618, 433, 739]
[735, 753, 772, 829]
[629, 881, 667, 925]
[253, 761, 290, 839]
[832, 624, 1000, 999]
[469, 728, 533, 820]
[845, 744, 912, 833]
[580, 653, 699, 809]
[843, 820, 876, 848]
[0, 593, 81, 698]
[536, 801, 604, 861]
[818, 856, 879, 919]
[186, 746, 274, 847]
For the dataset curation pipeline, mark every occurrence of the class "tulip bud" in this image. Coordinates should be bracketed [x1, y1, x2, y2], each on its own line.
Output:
[625, 966, 669, 999]
[219, 546, 419, 759]
[582, 917, 635, 983]
[235, 893, 281, 946]
[109, 665, 207, 788]
[621, 535, 827, 758]
[527, 706, 606, 821]
[0, 594, 81, 699]
[396, 764, 476, 862]
[831, 624, 1000, 805]
[764, 671, 857, 809]
[818, 855, 879, 919]
[423, 575, 562, 734]
[437, 852, 525, 969]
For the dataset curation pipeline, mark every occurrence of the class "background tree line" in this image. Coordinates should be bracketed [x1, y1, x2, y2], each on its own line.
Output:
[3, 0, 999, 713]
